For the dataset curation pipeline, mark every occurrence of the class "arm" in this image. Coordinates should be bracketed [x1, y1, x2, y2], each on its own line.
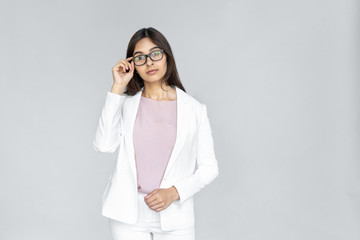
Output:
[172, 104, 219, 205]
[93, 87, 127, 153]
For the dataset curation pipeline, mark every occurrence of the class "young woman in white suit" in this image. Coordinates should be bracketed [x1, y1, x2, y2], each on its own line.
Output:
[93, 27, 219, 240]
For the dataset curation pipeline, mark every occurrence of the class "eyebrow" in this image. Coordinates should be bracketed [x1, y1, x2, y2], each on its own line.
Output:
[133, 46, 161, 56]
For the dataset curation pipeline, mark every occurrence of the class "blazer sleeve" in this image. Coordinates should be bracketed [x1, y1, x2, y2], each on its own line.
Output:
[172, 103, 219, 205]
[93, 91, 126, 153]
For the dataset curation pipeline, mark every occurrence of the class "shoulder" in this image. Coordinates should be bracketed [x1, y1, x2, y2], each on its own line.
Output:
[181, 92, 211, 131]
[180, 89, 208, 123]
[178, 88, 205, 109]
[185, 93, 203, 108]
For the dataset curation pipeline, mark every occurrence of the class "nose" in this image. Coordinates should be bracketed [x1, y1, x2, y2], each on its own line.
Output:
[146, 56, 153, 66]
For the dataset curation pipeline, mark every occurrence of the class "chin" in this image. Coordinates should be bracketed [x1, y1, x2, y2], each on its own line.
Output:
[142, 74, 166, 83]
[144, 79, 159, 83]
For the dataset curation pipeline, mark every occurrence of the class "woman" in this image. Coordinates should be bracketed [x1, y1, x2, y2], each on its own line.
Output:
[93, 27, 219, 240]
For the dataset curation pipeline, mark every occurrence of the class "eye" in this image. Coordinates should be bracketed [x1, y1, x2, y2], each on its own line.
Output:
[134, 55, 145, 61]
[151, 50, 161, 57]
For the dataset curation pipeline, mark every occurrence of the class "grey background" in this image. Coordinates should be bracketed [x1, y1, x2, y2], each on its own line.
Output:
[1, 0, 359, 239]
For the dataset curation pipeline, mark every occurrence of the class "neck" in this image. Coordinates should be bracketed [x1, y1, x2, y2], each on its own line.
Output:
[142, 81, 173, 100]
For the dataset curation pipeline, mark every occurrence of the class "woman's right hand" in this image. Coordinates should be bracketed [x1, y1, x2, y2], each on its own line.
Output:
[112, 57, 135, 86]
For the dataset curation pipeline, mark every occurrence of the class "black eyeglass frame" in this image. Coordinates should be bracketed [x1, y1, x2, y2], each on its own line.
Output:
[131, 49, 165, 66]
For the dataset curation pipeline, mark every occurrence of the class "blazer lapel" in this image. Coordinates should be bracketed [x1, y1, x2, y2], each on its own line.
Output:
[122, 86, 190, 183]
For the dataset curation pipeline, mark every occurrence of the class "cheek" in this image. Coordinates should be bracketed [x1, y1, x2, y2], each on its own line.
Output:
[162, 63, 167, 71]
[161, 59, 167, 71]
[136, 67, 144, 74]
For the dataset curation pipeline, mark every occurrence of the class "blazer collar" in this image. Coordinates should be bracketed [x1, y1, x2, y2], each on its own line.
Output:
[122, 86, 191, 183]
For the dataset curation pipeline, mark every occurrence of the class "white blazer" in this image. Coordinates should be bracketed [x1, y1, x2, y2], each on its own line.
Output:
[93, 85, 219, 231]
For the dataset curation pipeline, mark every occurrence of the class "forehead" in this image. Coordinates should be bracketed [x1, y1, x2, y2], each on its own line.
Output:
[133, 38, 160, 54]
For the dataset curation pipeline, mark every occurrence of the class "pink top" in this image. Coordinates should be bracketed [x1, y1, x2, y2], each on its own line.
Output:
[133, 96, 177, 194]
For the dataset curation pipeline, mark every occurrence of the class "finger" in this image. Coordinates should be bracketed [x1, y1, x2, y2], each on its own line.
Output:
[120, 60, 128, 70]
[150, 202, 164, 211]
[121, 59, 131, 71]
[145, 189, 158, 199]
[115, 62, 125, 70]
[113, 65, 123, 74]
[128, 58, 134, 69]
[155, 206, 165, 212]
[130, 60, 135, 71]
[147, 200, 161, 208]
[118, 60, 128, 66]
[155, 203, 168, 212]
[146, 195, 159, 206]
[119, 58, 132, 63]
[117, 63, 124, 73]
[117, 59, 126, 65]
[120, 63, 127, 73]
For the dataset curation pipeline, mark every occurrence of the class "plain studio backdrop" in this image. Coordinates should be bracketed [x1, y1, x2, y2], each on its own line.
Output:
[0, 0, 359, 239]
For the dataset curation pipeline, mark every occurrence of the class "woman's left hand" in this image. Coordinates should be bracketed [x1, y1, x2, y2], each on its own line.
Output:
[144, 186, 180, 212]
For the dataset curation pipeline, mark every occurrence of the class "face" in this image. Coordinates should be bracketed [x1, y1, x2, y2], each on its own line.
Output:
[133, 37, 167, 84]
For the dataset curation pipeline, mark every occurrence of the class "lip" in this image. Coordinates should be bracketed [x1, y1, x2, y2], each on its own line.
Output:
[146, 69, 158, 74]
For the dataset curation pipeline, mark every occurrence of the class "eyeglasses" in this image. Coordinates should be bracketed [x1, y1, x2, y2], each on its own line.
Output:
[131, 49, 164, 66]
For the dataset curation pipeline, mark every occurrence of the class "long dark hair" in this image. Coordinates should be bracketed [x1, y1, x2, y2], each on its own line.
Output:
[123, 27, 186, 96]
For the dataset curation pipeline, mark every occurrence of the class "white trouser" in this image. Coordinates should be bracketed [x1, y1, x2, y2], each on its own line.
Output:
[108, 192, 195, 240]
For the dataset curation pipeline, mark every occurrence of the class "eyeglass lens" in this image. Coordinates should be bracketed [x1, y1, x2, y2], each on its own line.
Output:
[133, 50, 163, 66]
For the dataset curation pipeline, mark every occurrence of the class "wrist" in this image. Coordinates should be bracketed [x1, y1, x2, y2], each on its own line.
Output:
[111, 84, 126, 95]
[169, 186, 180, 201]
